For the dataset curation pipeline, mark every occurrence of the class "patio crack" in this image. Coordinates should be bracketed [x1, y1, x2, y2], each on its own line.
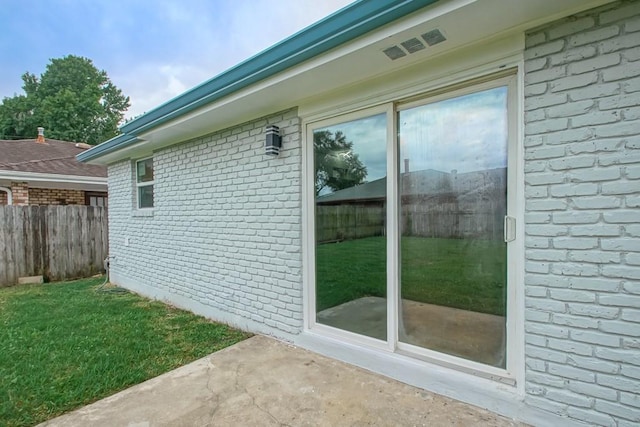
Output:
[233, 364, 291, 427]
[205, 360, 221, 421]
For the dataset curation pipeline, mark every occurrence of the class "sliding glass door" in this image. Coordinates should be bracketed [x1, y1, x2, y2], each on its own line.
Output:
[314, 112, 388, 340]
[397, 86, 509, 368]
[311, 75, 515, 371]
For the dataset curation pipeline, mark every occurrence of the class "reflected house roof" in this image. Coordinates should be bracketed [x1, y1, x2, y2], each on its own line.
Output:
[317, 176, 388, 205]
[316, 168, 505, 205]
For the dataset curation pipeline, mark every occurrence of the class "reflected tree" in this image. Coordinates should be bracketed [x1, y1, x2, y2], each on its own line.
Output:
[314, 130, 367, 195]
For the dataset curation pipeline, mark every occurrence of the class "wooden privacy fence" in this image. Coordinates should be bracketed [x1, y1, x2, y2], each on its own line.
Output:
[0, 206, 108, 287]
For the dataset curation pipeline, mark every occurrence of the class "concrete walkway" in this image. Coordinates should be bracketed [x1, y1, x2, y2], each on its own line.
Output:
[40, 335, 524, 427]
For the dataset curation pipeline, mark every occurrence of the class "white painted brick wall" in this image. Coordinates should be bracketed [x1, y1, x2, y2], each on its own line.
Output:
[524, 1, 640, 426]
[107, 108, 303, 338]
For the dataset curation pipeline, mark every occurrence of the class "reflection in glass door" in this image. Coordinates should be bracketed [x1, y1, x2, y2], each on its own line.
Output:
[398, 86, 509, 368]
[314, 113, 388, 340]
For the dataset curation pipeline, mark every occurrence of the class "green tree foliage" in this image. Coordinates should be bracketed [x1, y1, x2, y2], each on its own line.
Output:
[0, 55, 130, 145]
[314, 129, 367, 195]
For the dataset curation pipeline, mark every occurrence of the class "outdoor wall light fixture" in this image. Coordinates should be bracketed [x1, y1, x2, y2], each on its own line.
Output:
[265, 125, 282, 156]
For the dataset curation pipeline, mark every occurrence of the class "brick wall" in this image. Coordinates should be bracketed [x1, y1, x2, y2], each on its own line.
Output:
[0, 191, 6, 205]
[108, 109, 303, 337]
[11, 182, 29, 205]
[28, 188, 86, 205]
[523, 1, 640, 426]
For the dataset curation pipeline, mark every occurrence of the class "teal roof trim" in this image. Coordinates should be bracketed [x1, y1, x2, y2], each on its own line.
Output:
[78, 0, 439, 162]
[76, 134, 140, 162]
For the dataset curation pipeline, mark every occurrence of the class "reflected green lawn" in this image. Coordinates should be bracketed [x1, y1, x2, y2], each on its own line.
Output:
[316, 236, 506, 316]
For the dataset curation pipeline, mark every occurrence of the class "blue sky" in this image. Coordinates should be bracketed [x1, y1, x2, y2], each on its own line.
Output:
[0, 0, 352, 119]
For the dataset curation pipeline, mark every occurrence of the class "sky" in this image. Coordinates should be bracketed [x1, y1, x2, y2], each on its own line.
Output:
[0, 0, 353, 120]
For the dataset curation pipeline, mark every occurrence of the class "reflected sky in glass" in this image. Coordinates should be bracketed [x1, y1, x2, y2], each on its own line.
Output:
[316, 113, 387, 183]
[400, 87, 508, 174]
[314, 86, 507, 182]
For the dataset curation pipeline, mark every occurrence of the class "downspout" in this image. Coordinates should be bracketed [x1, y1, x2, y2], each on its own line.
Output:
[0, 186, 12, 205]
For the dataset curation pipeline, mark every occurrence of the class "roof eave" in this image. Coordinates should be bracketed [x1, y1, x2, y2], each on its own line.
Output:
[0, 170, 108, 185]
[76, 134, 141, 163]
[78, 0, 440, 164]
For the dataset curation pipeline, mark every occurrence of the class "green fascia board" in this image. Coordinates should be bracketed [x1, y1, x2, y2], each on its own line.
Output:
[80, 0, 439, 162]
[76, 134, 140, 162]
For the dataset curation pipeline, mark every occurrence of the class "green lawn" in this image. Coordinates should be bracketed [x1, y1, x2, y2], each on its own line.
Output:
[0, 277, 251, 427]
[316, 236, 506, 316]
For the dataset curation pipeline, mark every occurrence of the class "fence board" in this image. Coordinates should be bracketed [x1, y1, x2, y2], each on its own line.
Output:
[0, 207, 7, 285]
[0, 206, 108, 286]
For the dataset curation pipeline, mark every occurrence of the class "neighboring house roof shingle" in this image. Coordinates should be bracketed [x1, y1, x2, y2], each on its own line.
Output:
[317, 168, 507, 204]
[0, 138, 107, 178]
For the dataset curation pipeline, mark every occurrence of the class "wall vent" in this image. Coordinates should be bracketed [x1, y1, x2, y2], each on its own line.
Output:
[401, 37, 425, 54]
[383, 45, 407, 60]
[421, 29, 446, 46]
[383, 29, 446, 61]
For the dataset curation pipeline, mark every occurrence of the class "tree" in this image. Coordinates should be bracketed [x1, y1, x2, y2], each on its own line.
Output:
[0, 55, 130, 145]
[314, 130, 367, 195]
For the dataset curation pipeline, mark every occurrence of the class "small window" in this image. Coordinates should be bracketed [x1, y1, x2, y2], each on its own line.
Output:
[136, 158, 154, 209]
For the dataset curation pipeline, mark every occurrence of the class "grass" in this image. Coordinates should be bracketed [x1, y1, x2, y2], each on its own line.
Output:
[316, 236, 506, 316]
[0, 277, 251, 427]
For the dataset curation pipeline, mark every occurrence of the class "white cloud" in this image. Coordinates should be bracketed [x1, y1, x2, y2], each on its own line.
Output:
[117, 0, 353, 119]
[116, 63, 212, 118]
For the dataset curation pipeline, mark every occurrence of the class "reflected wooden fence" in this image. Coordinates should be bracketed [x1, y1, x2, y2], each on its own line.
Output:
[401, 199, 505, 241]
[0, 206, 108, 287]
[317, 200, 504, 243]
[316, 205, 385, 243]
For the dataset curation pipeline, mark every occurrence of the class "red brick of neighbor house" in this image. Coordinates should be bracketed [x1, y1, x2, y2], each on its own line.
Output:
[28, 188, 86, 205]
[10, 182, 29, 206]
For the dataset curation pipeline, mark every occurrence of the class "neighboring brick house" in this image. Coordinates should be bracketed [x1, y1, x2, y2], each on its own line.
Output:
[0, 129, 107, 206]
[79, 1, 639, 426]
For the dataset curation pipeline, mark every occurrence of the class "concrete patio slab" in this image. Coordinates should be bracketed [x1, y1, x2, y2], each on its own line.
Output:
[318, 296, 505, 367]
[40, 335, 524, 427]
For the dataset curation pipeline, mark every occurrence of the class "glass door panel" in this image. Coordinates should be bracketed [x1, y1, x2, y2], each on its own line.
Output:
[314, 113, 388, 340]
[398, 86, 509, 367]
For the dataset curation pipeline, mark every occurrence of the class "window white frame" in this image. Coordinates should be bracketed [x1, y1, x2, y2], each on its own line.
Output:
[304, 103, 395, 353]
[302, 70, 523, 385]
[135, 157, 154, 209]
